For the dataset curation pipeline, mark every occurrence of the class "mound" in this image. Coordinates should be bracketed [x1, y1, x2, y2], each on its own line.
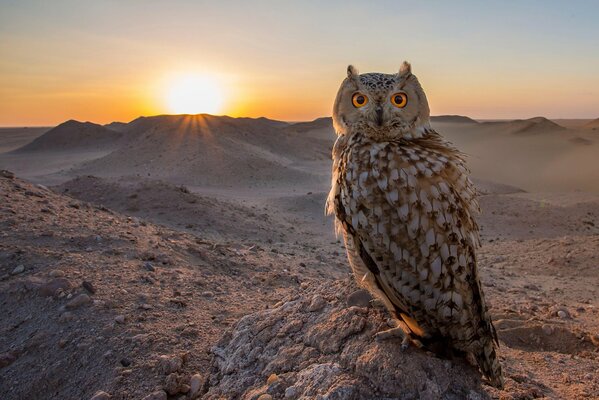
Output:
[55, 175, 290, 242]
[13, 120, 122, 153]
[506, 117, 565, 134]
[431, 115, 479, 124]
[203, 278, 489, 399]
[286, 117, 333, 133]
[72, 114, 331, 187]
[103, 121, 128, 132]
[581, 118, 599, 130]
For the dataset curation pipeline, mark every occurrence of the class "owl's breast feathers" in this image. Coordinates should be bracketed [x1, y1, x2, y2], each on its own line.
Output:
[328, 129, 502, 385]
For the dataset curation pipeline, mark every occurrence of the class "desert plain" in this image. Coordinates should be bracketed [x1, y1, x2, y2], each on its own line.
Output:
[0, 114, 598, 399]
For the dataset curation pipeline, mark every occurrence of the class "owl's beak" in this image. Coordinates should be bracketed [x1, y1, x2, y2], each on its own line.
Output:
[375, 106, 384, 126]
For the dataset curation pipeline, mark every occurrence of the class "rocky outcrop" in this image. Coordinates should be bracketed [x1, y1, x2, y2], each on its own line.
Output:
[202, 279, 489, 400]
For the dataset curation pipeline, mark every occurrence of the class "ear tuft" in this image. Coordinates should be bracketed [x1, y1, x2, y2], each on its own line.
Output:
[399, 61, 412, 78]
[347, 65, 359, 79]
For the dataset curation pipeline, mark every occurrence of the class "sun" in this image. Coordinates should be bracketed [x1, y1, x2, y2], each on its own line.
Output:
[166, 75, 223, 115]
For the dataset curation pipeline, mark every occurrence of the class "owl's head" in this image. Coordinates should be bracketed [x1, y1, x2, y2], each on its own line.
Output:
[332, 62, 430, 140]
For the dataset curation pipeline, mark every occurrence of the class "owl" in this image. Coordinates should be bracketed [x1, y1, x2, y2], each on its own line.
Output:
[326, 62, 503, 388]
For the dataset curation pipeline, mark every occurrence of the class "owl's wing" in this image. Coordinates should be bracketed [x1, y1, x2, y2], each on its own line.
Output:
[339, 135, 497, 344]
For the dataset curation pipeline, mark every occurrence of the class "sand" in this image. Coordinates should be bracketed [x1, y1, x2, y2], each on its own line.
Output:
[0, 114, 598, 399]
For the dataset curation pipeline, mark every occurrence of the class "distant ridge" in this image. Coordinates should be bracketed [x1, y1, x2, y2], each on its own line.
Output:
[287, 117, 333, 133]
[581, 118, 599, 130]
[13, 120, 122, 153]
[431, 115, 479, 124]
[509, 117, 565, 134]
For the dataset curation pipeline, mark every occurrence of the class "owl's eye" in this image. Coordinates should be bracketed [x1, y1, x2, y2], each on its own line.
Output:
[391, 92, 408, 108]
[352, 93, 368, 108]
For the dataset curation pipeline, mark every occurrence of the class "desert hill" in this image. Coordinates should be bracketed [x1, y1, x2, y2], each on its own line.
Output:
[582, 118, 599, 130]
[13, 120, 122, 153]
[70, 114, 332, 188]
[431, 115, 479, 124]
[481, 116, 565, 135]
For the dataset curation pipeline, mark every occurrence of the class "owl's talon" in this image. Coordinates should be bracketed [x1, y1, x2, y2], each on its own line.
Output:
[375, 318, 423, 349]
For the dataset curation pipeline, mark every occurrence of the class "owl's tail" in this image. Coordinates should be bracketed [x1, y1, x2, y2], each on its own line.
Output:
[476, 337, 504, 389]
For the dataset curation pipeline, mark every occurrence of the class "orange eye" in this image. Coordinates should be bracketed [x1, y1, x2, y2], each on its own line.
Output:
[391, 92, 408, 108]
[352, 93, 368, 108]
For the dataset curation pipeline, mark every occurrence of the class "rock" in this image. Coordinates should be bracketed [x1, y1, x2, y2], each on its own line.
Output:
[120, 358, 131, 367]
[11, 265, 25, 275]
[557, 310, 570, 319]
[189, 374, 203, 398]
[141, 390, 167, 400]
[202, 279, 489, 400]
[0, 170, 15, 179]
[144, 262, 155, 271]
[542, 324, 554, 335]
[65, 293, 91, 309]
[258, 395, 273, 400]
[266, 373, 279, 385]
[165, 373, 187, 395]
[39, 278, 71, 297]
[158, 354, 183, 374]
[0, 351, 19, 368]
[59, 312, 75, 323]
[114, 315, 126, 324]
[306, 295, 326, 312]
[346, 289, 372, 307]
[90, 391, 112, 400]
[49, 270, 65, 278]
[82, 281, 96, 294]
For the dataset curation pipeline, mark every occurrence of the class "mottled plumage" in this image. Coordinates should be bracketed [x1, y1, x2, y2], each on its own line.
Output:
[327, 62, 503, 387]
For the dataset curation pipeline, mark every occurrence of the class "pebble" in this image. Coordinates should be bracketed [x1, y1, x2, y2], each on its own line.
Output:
[90, 391, 112, 400]
[307, 295, 326, 312]
[557, 310, 569, 319]
[141, 390, 167, 400]
[144, 262, 155, 272]
[542, 324, 554, 335]
[120, 358, 131, 367]
[82, 281, 96, 294]
[59, 311, 75, 323]
[0, 170, 15, 179]
[346, 289, 372, 308]
[65, 293, 91, 309]
[39, 278, 71, 297]
[11, 265, 25, 275]
[267, 373, 279, 385]
[49, 270, 65, 278]
[189, 374, 203, 398]
[201, 291, 214, 298]
[158, 354, 183, 374]
[114, 315, 126, 324]
[284, 386, 298, 398]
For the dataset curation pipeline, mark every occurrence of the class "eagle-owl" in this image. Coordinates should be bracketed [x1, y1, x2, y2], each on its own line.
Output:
[326, 62, 503, 388]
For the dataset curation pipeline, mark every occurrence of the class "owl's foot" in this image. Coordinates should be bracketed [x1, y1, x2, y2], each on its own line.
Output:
[375, 317, 423, 350]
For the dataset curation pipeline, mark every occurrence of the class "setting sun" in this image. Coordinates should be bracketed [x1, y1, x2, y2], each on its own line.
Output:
[166, 75, 223, 115]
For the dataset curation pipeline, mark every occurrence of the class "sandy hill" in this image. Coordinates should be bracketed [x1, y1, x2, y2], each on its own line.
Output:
[103, 121, 129, 132]
[13, 120, 122, 153]
[431, 115, 478, 124]
[72, 114, 332, 188]
[55, 175, 293, 243]
[581, 118, 599, 130]
[482, 117, 565, 135]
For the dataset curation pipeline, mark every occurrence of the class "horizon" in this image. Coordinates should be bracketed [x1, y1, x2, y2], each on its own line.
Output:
[2, 112, 596, 129]
[1, 1, 598, 125]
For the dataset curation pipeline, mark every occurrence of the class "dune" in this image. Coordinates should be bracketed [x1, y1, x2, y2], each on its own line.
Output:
[13, 120, 122, 153]
[581, 117, 599, 130]
[431, 115, 479, 124]
[71, 114, 332, 188]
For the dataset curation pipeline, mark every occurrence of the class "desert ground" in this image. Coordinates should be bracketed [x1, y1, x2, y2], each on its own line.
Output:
[0, 114, 598, 399]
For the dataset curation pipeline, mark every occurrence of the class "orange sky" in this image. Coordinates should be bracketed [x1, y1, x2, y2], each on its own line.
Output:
[1, 1, 598, 126]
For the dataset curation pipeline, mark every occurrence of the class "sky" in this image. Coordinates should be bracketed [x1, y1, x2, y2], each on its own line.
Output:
[0, 0, 598, 126]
